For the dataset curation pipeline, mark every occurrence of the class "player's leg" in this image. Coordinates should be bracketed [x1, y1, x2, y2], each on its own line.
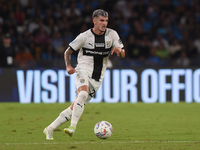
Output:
[43, 97, 77, 140]
[64, 85, 89, 137]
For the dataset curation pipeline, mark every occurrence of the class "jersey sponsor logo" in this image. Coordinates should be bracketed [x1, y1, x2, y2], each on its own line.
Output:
[95, 43, 105, 47]
[82, 48, 111, 57]
[85, 50, 110, 55]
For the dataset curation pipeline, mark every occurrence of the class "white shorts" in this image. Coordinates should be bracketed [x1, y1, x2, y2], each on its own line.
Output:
[75, 69, 102, 104]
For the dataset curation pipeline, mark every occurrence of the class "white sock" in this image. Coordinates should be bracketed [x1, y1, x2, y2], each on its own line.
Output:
[47, 107, 72, 130]
[71, 91, 88, 129]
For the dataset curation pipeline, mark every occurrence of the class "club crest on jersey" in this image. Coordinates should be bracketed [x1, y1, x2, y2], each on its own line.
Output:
[80, 79, 85, 83]
[106, 41, 111, 48]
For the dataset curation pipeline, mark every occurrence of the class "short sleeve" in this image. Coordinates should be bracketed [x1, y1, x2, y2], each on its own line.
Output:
[69, 33, 84, 51]
[112, 31, 124, 49]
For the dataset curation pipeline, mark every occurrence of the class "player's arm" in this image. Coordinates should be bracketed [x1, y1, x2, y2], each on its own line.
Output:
[64, 47, 76, 75]
[110, 30, 125, 58]
[118, 48, 125, 58]
[111, 47, 125, 58]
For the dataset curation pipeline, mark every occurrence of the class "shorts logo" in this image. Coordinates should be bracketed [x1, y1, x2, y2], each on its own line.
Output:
[80, 79, 85, 83]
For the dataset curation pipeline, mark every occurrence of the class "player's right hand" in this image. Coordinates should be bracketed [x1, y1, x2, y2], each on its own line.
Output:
[66, 66, 75, 75]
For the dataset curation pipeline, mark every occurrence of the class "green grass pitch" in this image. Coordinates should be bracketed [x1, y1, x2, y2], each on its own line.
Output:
[0, 102, 200, 150]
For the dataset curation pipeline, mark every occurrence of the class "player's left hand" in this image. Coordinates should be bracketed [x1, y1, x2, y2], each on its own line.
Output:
[111, 47, 125, 58]
[111, 47, 121, 55]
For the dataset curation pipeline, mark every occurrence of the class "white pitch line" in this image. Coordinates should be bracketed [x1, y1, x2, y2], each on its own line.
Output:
[133, 141, 200, 143]
[5, 143, 59, 145]
[4, 141, 200, 145]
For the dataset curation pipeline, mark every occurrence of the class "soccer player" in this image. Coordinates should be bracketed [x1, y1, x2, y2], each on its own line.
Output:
[43, 9, 125, 140]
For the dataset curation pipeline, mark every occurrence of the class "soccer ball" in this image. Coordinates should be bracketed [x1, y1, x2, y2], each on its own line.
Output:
[94, 121, 113, 139]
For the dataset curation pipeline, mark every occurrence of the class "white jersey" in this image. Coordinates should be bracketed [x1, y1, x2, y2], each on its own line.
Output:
[69, 28, 124, 82]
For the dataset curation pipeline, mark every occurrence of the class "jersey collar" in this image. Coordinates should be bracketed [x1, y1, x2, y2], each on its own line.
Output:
[91, 28, 106, 37]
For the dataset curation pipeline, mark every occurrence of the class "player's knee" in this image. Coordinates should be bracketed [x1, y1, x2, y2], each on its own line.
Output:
[78, 91, 88, 102]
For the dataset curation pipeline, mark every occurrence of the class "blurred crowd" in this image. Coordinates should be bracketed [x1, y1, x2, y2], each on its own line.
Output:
[0, 0, 200, 68]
